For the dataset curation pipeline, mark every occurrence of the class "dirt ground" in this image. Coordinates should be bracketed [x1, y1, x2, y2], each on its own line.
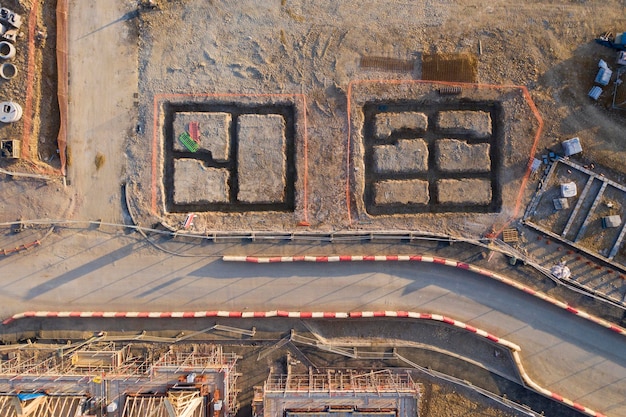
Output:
[118, 0, 626, 239]
[1, 0, 625, 235]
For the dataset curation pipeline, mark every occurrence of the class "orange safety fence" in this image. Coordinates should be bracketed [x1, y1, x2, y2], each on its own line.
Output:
[19, 0, 38, 160]
[56, 0, 68, 175]
[345, 79, 544, 237]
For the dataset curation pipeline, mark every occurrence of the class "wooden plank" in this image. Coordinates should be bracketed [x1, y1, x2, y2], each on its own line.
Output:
[188, 121, 200, 144]
[502, 228, 519, 243]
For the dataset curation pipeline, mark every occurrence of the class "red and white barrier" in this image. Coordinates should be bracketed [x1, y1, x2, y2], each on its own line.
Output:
[0, 310, 515, 351]
[0, 308, 609, 417]
[223, 255, 626, 336]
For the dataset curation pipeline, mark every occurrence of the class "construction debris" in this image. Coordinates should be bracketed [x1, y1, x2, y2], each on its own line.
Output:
[595, 60, 613, 86]
[551, 262, 571, 280]
[596, 31, 626, 51]
[560, 182, 577, 198]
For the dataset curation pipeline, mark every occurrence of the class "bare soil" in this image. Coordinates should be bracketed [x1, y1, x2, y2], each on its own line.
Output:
[2, 1, 626, 238]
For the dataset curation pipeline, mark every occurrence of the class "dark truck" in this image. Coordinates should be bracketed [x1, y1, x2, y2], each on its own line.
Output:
[596, 31, 626, 51]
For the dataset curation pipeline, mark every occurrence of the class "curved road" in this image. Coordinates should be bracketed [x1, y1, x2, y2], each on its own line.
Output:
[0, 232, 624, 416]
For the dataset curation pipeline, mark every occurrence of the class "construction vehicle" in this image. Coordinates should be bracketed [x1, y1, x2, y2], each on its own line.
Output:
[596, 31, 626, 51]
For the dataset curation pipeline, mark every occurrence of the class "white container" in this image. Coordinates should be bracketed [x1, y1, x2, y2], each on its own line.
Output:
[0, 101, 22, 123]
[588, 86, 602, 100]
[0, 41, 15, 59]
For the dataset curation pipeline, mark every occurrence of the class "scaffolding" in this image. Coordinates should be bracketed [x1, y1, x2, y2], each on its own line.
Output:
[123, 391, 206, 417]
[0, 342, 240, 417]
[262, 369, 420, 417]
[151, 345, 238, 375]
[266, 369, 418, 394]
[0, 394, 84, 417]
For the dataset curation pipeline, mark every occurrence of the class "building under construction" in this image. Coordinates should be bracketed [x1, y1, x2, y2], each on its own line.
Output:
[255, 368, 421, 417]
[0, 342, 240, 417]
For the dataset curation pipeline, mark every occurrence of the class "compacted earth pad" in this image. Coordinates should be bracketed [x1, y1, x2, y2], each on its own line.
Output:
[374, 111, 428, 139]
[373, 139, 429, 174]
[237, 114, 287, 204]
[173, 159, 230, 204]
[374, 179, 430, 205]
[437, 110, 492, 138]
[435, 139, 491, 173]
[438, 178, 493, 205]
[173, 112, 231, 160]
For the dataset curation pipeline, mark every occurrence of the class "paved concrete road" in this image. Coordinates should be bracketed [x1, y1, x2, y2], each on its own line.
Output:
[0, 230, 624, 416]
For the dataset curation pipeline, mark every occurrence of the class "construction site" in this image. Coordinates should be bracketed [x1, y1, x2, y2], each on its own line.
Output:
[0, 340, 425, 417]
[0, 341, 239, 417]
[1, 1, 626, 417]
[0, 314, 586, 417]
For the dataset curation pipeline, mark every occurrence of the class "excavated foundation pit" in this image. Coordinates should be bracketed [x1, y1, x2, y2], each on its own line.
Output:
[163, 102, 297, 213]
[362, 100, 504, 215]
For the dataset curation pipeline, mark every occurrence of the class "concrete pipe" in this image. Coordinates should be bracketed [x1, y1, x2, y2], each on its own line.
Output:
[0, 62, 16, 79]
[0, 41, 14, 59]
